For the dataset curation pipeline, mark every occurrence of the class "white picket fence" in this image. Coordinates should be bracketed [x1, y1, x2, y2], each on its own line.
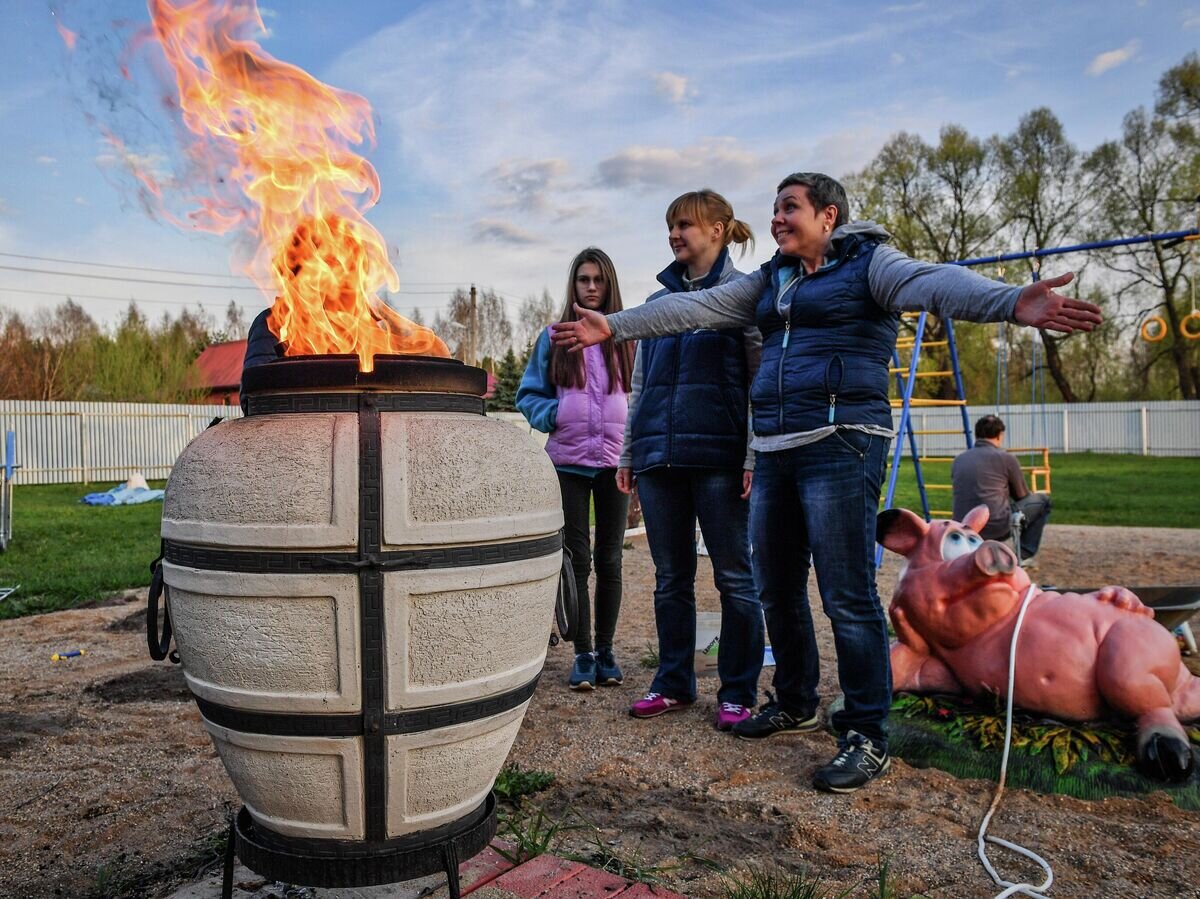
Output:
[0, 400, 242, 485]
[0, 400, 1196, 486]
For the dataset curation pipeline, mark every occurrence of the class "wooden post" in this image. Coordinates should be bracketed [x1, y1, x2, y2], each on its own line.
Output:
[469, 284, 478, 366]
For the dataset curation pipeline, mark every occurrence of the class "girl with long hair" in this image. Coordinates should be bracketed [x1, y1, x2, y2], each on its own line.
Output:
[517, 247, 634, 690]
[618, 190, 765, 731]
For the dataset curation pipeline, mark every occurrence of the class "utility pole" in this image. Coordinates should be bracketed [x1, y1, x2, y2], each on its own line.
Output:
[468, 283, 478, 366]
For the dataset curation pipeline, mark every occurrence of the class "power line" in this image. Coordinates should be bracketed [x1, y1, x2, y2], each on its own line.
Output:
[0, 264, 464, 297]
[0, 285, 452, 312]
[0, 250, 472, 287]
[0, 251, 246, 280]
[0, 263, 264, 291]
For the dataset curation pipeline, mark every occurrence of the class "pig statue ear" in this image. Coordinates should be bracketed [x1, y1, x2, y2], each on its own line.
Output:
[876, 508, 928, 557]
[962, 504, 990, 534]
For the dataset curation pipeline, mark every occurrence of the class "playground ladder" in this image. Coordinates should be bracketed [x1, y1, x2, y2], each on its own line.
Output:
[876, 312, 972, 565]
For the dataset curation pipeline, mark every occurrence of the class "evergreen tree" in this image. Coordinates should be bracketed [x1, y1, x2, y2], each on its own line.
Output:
[488, 347, 523, 412]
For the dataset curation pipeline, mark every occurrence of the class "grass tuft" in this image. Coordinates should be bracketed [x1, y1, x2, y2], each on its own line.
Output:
[493, 763, 555, 803]
[721, 866, 851, 899]
[639, 642, 660, 670]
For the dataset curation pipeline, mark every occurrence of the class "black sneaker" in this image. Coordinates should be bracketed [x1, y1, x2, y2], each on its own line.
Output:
[594, 647, 623, 685]
[569, 653, 596, 691]
[812, 730, 891, 793]
[732, 693, 819, 740]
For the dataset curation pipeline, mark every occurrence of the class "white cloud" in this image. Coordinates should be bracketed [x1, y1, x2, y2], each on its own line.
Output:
[1184, 10, 1200, 28]
[1086, 40, 1140, 76]
[653, 72, 695, 106]
[885, 2, 927, 12]
[485, 158, 569, 212]
[596, 138, 763, 191]
[472, 219, 543, 245]
[74, 197, 89, 206]
[36, 155, 57, 165]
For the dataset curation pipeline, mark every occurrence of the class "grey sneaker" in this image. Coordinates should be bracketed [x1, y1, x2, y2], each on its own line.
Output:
[812, 730, 891, 793]
[732, 693, 820, 740]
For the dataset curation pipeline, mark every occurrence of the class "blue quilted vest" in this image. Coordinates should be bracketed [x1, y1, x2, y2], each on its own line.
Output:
[629, 249, 751, 472]
[751, 235, 899, 437]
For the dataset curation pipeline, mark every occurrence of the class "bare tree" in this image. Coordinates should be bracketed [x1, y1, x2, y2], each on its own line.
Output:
[993, 108, 1107, 402]
[1156, 52, 1200, 125]
[516, 288, 557, 350]
[851, 126, 1001, 398]
[221, 300, 248, 341]
[1085, 109, 1198, 399]
[432, 287, 514, 364]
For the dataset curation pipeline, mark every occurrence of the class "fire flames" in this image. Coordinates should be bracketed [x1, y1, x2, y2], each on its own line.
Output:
[146, 0, 448, 370]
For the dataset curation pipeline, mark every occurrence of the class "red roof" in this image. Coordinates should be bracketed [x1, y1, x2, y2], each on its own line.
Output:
[191, 340, 247, 390]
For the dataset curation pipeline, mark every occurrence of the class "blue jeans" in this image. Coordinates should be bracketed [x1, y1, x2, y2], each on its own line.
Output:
[751, 430, 892, 747]
[637, 468, 763, 706]
[1014, 493, 1051, 558]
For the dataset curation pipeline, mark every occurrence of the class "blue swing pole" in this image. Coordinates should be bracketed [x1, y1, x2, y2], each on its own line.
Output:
[952, 229, 1199, 268]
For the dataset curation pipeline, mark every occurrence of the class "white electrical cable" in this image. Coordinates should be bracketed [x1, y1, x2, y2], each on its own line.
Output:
[977, 583, 1055, 899]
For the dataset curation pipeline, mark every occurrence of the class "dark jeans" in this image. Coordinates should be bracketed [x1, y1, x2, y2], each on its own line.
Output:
[637, 468, 763, 706]
[1014, 493, 1051, 558]
[751, 430, 892, 748]
[558, 469, 630, 654]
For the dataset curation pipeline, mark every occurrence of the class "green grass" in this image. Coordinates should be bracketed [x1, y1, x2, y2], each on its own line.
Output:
[885, 452, 1200, 529]
[0, 481, 164, 619]
[0, 453, 1195, 620]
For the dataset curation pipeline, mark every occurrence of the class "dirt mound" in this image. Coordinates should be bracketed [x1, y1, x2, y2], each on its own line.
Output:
[86, 665, 191, 704]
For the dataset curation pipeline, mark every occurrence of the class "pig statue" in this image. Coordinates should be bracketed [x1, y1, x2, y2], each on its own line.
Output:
[878, 505, 1200, 782]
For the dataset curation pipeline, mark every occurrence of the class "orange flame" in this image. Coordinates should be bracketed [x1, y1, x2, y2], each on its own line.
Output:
[146, 0, 447, 370]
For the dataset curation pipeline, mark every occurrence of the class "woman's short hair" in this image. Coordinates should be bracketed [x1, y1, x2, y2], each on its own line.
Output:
[665, 189, 754, 255]
[776, 172, 849, 229]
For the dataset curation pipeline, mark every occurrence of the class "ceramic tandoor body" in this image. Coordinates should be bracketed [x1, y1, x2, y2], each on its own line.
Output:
[161, 366, 562, 843]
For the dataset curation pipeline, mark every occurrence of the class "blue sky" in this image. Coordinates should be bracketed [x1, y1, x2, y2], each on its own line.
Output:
[0, 0, 1195, 330]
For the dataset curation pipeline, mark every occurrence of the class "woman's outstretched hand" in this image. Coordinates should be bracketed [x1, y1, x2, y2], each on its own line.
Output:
[1012, 273, 1102, 334]
[550, 304, 612, 351]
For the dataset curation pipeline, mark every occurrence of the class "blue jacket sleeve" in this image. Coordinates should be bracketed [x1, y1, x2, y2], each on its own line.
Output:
[515, 329, 558, 433]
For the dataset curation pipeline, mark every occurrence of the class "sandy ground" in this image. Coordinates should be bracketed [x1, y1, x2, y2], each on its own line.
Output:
[1, 523, 1199, 898]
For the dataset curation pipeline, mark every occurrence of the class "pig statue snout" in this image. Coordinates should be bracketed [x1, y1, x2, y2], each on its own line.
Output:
[974, 540, 1017, 577]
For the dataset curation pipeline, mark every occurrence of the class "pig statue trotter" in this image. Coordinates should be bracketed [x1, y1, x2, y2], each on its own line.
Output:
[878, 505, 1200, 782]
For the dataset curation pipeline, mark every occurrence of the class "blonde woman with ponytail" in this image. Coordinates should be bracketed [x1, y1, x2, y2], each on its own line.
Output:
[619, 190, 765, 731]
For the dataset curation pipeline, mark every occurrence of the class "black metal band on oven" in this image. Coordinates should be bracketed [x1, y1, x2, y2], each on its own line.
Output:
[245, 392, 485, 416]
[358, 404, 386, 840]
[232, 795, 497, 888]
[193, 676, 540, 739]
[162, 533, 562, 574]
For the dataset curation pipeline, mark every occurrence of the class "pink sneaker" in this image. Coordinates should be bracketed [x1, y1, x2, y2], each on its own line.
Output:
[715, 702, 751, 731]
[629, 692, 690, 719]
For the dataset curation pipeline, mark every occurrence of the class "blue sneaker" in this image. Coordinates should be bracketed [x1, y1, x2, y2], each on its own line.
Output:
[569, 652, 596, 690]
[594, 647, 623, 686]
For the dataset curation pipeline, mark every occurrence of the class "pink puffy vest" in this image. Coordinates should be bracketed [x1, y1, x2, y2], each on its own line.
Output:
[545, 342, 628, 469]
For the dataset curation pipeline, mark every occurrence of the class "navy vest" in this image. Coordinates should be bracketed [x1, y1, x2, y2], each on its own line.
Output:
[751, 236, 899, 437]
[629, 249, 751, 472]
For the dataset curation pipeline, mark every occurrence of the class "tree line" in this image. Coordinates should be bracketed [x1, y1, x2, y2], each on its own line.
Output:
[847, 52, 1199, 402]
[2, 54, 1194, 406]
